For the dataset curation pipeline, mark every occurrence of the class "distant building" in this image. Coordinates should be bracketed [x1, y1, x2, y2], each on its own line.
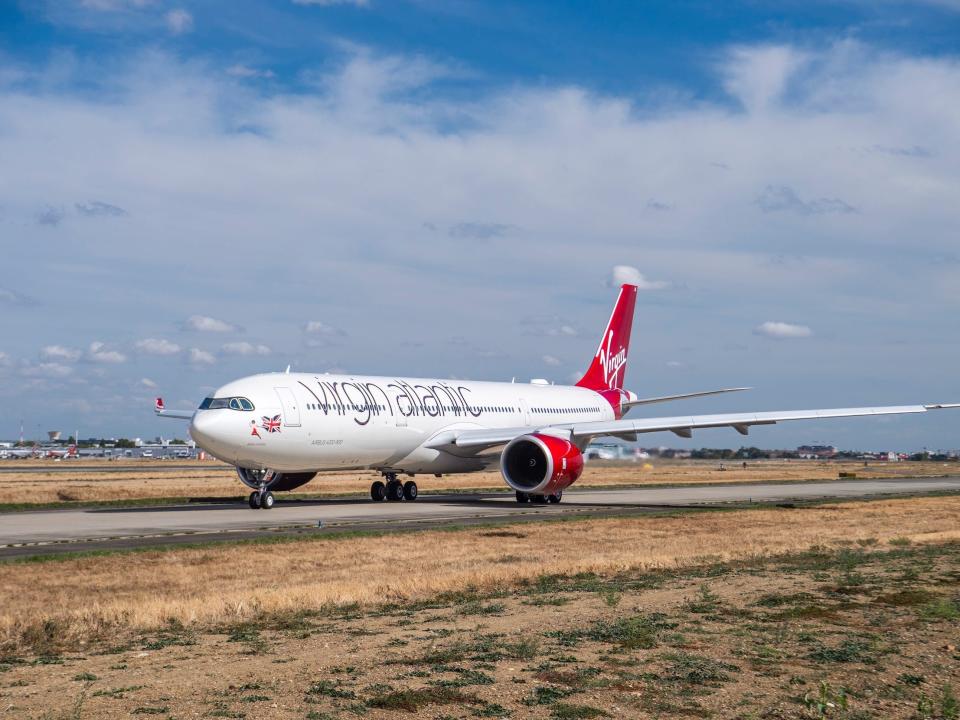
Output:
[797, 445, 838, 459]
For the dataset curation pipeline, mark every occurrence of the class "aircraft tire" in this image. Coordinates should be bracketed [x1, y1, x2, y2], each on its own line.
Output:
[403, 481, 418, 501]
[386, 480, 404, 502]
[260, 491, 275, 509]
[371, 481, 386, 501]
[248, 492, 260, 509]
[547, 492, 563, 504]
[531, 494, 548, 504]
[515, 491, 529, 503]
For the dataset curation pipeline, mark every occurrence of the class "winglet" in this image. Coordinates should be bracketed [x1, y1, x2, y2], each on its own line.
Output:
[155, 397, 165, 414]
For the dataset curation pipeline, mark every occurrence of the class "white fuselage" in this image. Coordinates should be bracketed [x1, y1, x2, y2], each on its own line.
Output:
[188, 372, 615, 473]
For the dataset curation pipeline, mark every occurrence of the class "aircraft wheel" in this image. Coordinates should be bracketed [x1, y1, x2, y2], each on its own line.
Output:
[531, 494, 548, 504]
[260, 491, 275, 509]
[386, 480, 405, 502]
[248, 491, 260, 509]
[547, 492, 563, 504]
[403, 481, 418, 501]
[371, 480, 386, 501]
[515, 491, 529, 503]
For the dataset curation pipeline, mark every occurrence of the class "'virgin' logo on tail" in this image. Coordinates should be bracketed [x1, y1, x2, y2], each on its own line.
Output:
[598, 330, 627, 388]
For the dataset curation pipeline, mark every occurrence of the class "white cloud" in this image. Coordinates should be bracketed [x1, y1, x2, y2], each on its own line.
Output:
[754, 321, 813, 339]
[185, 315, 237, 333]
[221, 341, 271, 356]
[20, 362, 73, 378]
[40, 345, 82, 362]
[140, 377, 158, 388]
[610, 265, 669, 290]
[542, 354, 561, 366]
[226, 65, 275, 80]
[292, 0, 370, 6]
[0, 352, 10, 367]
[87, 341, 127, 363]
[188, 348, 217, 365]
[164, 9, 193, 34]
[304, 321, 345, 336]
[135, 338, 181, 355]
[80, 0, 156, 9]
[723, 45, 807, 114]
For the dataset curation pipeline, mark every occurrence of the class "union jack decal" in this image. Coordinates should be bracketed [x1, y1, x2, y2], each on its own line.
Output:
[261, 414, 282, 433]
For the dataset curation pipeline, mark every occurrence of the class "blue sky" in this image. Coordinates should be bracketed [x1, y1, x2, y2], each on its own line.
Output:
[1, 0, 959, 450]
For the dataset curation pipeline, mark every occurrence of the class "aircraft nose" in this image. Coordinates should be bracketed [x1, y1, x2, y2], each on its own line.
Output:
[189, 411, 232, 456]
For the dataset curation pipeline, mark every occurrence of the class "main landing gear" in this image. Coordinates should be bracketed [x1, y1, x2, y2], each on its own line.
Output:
[515, 490, 562, 504]
[371, 473, 418, 502]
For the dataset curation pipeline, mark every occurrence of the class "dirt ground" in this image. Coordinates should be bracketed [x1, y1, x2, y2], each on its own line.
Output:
[1, 458, 955, 506]
[1, 496, 959, 718]
[1, 533, 958, 718]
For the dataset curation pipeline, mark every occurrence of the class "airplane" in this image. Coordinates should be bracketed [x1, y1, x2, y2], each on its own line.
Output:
[155, 284, 959, 509]
[43, 445, 78, 460]
[3, 447, 41, 459]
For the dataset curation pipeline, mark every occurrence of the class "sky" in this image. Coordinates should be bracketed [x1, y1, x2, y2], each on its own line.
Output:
[0, 0, 958, 450]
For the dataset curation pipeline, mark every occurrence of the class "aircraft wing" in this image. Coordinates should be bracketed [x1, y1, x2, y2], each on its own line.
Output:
[426, 403, 960, 453]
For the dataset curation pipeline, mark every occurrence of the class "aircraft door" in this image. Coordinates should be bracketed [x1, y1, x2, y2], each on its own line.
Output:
[519, 398, 530, 426]
[274, 387, 301, 427]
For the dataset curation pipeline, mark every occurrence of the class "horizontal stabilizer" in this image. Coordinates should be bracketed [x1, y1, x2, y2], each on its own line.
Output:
[623, 387, 751, 408]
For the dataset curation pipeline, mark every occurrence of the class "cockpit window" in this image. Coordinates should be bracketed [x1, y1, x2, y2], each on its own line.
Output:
[199, 397, 255, 411]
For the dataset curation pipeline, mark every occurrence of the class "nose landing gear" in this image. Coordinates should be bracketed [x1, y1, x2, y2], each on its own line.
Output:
[237, 468, 278, 510]
[370, 473, 418, 502]
[248, 490, 275, 509]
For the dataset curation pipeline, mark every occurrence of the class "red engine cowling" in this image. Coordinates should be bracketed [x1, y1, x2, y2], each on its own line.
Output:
[500, 433, 584, 496]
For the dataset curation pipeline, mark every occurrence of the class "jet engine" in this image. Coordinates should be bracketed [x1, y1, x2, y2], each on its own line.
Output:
[236, 468, 317, 491]
[499, 433, 584, 497]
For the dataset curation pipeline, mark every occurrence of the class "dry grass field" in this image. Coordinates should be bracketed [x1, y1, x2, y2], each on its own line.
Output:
[1, 458, 955, 505]
[2, 495, 959, 654]
[0, 497, 958, 718]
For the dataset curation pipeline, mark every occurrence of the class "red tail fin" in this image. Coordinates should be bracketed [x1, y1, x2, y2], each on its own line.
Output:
[575, 284, 638, 392]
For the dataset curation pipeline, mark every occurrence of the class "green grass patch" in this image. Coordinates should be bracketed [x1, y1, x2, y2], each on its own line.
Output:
[548, 613, 675, 650]
[660, 652, 740, 685]
[366, 686, 481, 711]
[807, 639, 878, 664]
[919, 597, 960, 621]
[550, 703, 610, 719]
[306, 679, 356, 700]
